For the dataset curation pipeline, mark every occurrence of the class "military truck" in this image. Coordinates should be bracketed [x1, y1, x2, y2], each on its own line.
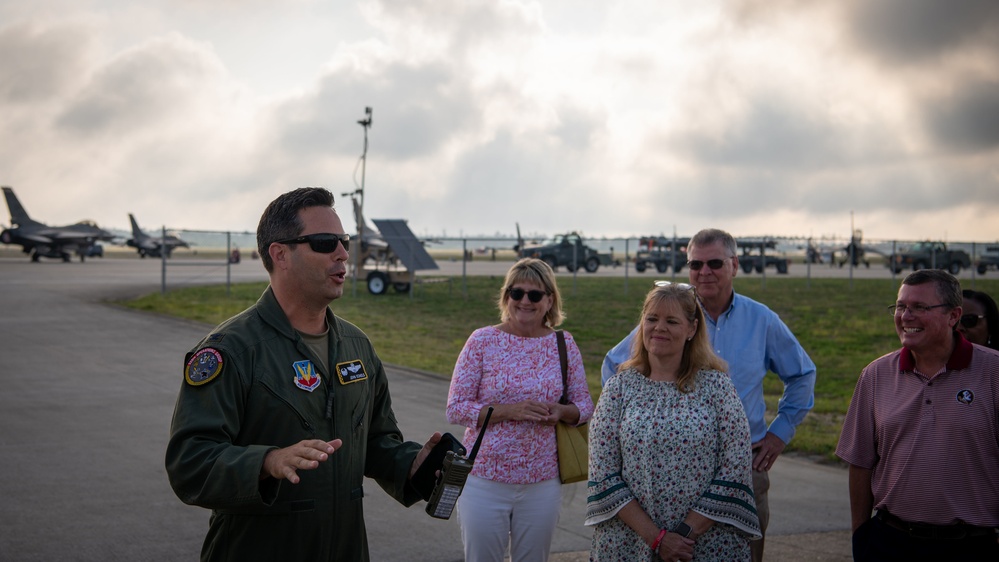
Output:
[888, 241, 971, 275]
[634, 236, 689, 273]
[518, 232, 614, 273]
[975, 246, 999, 275]
[737, 240, 789, 274]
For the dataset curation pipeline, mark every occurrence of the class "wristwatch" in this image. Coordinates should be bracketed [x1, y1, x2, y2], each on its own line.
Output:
[672, 521, 693, 538]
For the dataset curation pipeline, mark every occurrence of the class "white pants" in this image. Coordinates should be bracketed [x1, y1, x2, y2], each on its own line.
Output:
[457, 475, 562, 562]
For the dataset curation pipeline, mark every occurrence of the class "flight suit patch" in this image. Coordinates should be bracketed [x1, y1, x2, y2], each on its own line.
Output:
[336, 360, 368, 385]
[186, 348, 223, 386]
[293, 360, 322, 392]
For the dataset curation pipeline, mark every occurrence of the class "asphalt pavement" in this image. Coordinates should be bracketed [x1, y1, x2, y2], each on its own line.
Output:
[0, 257, 852, 560]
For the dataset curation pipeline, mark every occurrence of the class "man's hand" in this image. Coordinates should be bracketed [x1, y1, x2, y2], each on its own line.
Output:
[261, 439, 342, 484]
[751, 432, 786, 472]
[409, 432, 443, 479]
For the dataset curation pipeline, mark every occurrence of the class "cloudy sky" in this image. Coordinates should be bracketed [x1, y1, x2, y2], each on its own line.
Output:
[2, 0, 998, 243]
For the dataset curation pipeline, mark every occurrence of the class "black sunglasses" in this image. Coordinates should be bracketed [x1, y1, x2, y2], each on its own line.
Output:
[272, 233, 350, 253]
[960, 314, 985, 329]
[687, 258, 728, 271]
[507, 287, 548, 303]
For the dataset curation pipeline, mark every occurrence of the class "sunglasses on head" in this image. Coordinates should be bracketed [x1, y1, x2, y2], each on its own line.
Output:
[272, 233, 350, 253]
[687, 258, 728, 271]
[960, 314, 985, 329]
[654, 280, 695, 292]
[507, 287, 548, 303]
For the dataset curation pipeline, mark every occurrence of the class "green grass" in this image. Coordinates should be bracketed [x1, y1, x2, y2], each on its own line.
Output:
[122, 276, 999, 463]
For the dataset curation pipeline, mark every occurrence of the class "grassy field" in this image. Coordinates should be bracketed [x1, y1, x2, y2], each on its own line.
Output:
[122, 275, 999, 463]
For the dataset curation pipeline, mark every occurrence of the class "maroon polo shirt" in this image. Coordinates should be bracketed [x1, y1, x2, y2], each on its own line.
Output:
[837, 333, 999, 527]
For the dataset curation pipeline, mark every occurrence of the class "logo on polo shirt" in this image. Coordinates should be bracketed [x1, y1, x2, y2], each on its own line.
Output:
[956, 389, 974, 405]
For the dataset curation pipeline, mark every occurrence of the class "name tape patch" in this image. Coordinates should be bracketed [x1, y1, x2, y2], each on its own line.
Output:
[336, 360, 368, 385]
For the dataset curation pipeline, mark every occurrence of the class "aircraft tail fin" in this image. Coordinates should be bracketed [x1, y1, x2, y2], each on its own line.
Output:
[2, 186, 40, 228]
[128, 213, 146, 239]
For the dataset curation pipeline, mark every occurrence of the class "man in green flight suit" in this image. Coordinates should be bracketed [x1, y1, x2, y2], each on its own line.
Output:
[166, 187, 441, 561]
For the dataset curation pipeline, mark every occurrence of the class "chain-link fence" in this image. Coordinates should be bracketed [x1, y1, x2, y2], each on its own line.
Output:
[99, 229, 996, 295]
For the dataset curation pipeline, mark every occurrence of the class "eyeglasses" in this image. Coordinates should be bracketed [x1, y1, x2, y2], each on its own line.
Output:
[272, 233, 350, 253]
[654, 281, 695, 291]
[507, 287, 548, 303]
[687, 258, 728, 271]
[888, 303, 951, 316]
[960, 314, 986, 328]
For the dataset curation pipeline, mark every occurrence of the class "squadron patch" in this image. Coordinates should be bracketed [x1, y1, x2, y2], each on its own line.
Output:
[336, 360, 368, 385]
[293, 360, 322, 392]
[186, 348, 223, 386]
[956, 389, 975, 405]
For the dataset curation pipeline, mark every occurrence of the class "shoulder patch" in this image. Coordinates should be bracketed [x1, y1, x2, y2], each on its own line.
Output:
[336, 360, 368, 385]
[186, 348, 224, 386]
[292, 360, 322, 392]
[206, 333, 226, 343]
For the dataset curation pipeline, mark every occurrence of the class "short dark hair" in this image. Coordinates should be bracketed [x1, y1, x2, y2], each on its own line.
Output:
[256, 187, 335, 272]
[689, 228, 737, 257]
[902, 269, 962, 308]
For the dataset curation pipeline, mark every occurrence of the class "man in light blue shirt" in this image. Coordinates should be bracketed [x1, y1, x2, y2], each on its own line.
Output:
[601, 228, 816, 562]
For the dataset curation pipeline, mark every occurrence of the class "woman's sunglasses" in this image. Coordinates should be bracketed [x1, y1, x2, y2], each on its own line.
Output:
[272, 233, 350, 253]
[507, 287, 548, 303]
[654, 280, 695, 291]
[960, 314, 985, 328]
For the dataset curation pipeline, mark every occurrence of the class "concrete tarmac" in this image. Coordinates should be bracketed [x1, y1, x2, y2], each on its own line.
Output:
[0, 258, 851, 560]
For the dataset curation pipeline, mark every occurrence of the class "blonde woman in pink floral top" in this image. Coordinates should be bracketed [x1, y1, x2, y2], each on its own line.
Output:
[447, 258, 594, 562]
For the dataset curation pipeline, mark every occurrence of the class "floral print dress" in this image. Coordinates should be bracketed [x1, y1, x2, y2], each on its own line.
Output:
[586, 369, 761, 561]
[446, 326, 594, 484]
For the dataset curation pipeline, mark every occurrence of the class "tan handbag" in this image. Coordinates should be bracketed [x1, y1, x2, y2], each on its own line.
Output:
[555, 330, 589, 484]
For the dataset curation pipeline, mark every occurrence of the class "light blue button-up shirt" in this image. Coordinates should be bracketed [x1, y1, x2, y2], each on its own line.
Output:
[600, 292, 816, 444]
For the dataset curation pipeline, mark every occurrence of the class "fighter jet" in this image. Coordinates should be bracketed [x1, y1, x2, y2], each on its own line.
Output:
[125, 213, 189, 258]
[0, 186, 114, 262]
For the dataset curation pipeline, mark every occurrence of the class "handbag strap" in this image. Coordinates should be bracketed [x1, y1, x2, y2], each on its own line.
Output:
[556, 330, 569, 405]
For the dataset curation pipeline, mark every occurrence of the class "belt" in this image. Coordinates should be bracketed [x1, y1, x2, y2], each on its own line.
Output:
[875, 510, 997, 540]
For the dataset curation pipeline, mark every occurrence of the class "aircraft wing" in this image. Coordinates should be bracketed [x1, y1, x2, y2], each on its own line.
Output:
[50, 229, 111, 241]
[18, 232, 57, 245]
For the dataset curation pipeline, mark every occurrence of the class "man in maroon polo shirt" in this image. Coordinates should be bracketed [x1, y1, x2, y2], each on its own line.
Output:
[837, 270, 999, 561]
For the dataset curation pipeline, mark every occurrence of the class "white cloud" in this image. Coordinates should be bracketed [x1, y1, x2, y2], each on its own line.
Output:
[0, 0, 997, 245]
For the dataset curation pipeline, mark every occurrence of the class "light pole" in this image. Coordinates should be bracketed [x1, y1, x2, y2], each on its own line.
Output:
[350, 106, 372, 297]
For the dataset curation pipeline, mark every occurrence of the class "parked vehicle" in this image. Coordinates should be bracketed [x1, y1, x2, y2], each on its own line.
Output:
[976, 246, 999, 275]
[737, 240, 789, 274]
[518, 232, 614, 273]
[634, 236, 688, 273]
[888, 241, 971, 275]
[85, 243, 104, 258]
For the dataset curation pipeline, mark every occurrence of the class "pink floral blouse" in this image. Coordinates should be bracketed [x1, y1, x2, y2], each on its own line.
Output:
[446, 326, 594, 484]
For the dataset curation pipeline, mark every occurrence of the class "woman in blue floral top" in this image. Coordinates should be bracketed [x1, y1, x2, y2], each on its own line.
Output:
[586, 283, 761, 561]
